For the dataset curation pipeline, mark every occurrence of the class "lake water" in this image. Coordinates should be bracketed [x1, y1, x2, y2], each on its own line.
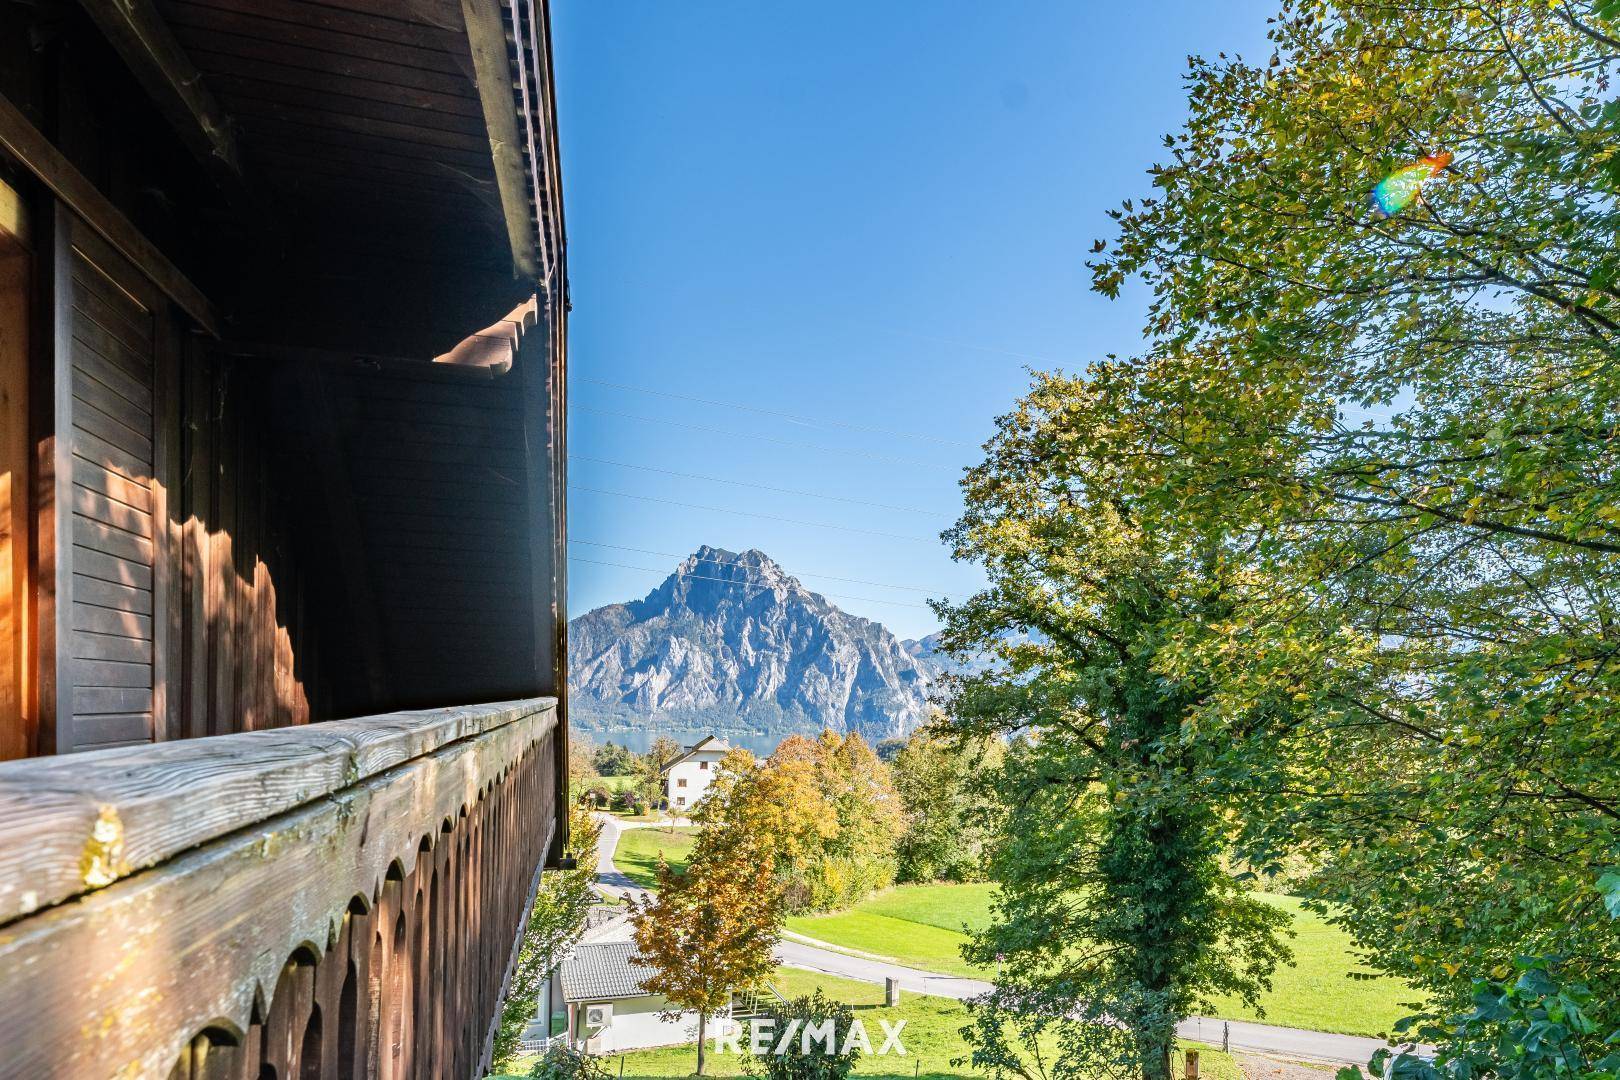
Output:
[571, 723, 784, 757]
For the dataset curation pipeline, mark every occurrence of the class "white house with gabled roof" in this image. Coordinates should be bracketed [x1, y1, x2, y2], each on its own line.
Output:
[662, 735, 730, 811]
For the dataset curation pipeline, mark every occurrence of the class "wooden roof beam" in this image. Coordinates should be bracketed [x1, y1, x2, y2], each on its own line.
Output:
[0, 94, 219, 335]
[76, 0, 243, 179]
[460, 0, 542, 282]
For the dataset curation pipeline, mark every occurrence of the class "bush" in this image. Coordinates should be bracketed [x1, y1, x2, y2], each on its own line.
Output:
[583, 784, 611, 808]
[593, 742, 639, 776]
[612, 789, 645, 814]
[527, 1045, 612, 1080]
[743, 990, 860, 1080]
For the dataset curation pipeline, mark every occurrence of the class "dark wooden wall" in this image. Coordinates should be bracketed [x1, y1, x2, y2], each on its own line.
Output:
[1, 0, 567, 758]
[257, 353, 545, 719]
[48, 218, 329, 754]
[174, 345, 326, 739]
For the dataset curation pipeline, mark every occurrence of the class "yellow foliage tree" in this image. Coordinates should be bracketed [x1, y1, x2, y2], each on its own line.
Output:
[629, 853, 781, 1075]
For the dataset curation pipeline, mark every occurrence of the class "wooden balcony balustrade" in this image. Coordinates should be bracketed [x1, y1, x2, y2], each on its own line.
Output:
[0, 697, 560, 1079]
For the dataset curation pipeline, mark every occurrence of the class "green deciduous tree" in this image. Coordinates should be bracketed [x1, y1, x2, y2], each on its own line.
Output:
[743, 990, 862, 1080]
[527, 1044, 613, 1080]
[1072, 0, 1620, 1042]
[935, 374, 1293, 1080]
[892, 721, 1003, 883]
[640, 734, 683, 810]
[492, 805, 602, 1072]
[592, 741, 638, 776]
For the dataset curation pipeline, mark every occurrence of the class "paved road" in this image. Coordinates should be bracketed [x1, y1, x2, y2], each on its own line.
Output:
[776, 937, 1405, 1067]
[594, 814, 1404, 1067]
[591, 813, 649, 902]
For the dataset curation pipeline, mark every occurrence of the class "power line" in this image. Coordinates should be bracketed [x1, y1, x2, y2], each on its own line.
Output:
[569, 540, 942, 594]
[579, 377, 978, 449]
[571, 557, 937, 611]
[568, 486, 941, 543]
[874, 325, 1065, 368]
[570, 455, 949, 517]
[571, 404, 960, 473]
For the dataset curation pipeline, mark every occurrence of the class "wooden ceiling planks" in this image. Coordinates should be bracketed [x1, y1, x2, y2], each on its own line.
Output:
[152, 0, 505, 275]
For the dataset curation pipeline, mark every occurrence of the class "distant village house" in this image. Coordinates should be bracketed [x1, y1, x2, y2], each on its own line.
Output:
[662, 735, 730, 810]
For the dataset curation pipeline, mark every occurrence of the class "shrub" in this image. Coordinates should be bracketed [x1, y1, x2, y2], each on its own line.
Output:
[743, 990, 860, 1080]
[527, 1044, 612, 1080]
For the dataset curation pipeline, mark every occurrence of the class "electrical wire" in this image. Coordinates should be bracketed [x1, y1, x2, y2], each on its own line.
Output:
[579, 377, 977, 448]
[568, 540, 942, 593]
[569, 487, 942, 543]
[570, 404, 960, 472]
[570, 456, 949, 517]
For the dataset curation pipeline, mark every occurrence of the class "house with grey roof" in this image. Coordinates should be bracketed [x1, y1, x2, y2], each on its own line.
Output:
[556, 940, 725, 1052]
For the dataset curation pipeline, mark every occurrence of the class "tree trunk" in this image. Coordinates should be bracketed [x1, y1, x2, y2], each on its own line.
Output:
[696, 1009, 708, 1075]
[1137, 1024, 1173, 1080]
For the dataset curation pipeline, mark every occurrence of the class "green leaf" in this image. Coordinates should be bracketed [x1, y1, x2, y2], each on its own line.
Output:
[1598, 871, 1620, 920]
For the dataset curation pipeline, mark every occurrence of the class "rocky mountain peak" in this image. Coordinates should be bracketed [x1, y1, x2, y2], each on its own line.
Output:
[570, 545, 941, 742]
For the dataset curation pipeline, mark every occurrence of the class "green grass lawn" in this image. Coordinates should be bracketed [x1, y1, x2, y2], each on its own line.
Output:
[612, 825, 696, 889]
[1201, 893, 1425, 1037]
[490, 968, 1239, 1080]
[786, 883, 995, 978]
[787, 884, 1418, 1038]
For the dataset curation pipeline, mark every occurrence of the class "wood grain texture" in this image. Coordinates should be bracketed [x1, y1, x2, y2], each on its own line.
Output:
[0, 698, 557, 1079]
[0, 696, 554, 923]
[460, 0, 540, 279]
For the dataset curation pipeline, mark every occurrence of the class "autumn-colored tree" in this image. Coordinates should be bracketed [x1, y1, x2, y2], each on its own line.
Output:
[704, 733, 901, 912]
[692, 746, 838, 887]
[569, 731, 600, 798]
[630, 853, 781, 1075]
[806, 732, 904, 909]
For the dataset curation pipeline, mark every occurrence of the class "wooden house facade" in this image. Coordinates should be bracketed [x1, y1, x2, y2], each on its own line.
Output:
[0, 0, 570, 1075]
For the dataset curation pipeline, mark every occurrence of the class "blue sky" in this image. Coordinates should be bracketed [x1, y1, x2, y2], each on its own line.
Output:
[553, 2, 1275, 639]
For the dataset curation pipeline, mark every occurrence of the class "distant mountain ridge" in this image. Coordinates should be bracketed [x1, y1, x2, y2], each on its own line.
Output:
[568, 545, 947, 742]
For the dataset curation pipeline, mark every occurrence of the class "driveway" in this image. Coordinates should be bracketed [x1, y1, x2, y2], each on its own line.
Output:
[591, 812, 651, 902]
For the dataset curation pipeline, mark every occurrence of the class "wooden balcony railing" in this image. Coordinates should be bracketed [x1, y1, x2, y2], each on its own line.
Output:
[0, 697, 560, 1079]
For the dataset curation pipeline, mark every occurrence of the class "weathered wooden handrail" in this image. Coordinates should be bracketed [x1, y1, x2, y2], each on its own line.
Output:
[0, 697, 559, 1079]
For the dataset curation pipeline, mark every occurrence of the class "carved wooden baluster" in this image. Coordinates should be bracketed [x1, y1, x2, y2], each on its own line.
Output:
[259, 947, 319, 1078]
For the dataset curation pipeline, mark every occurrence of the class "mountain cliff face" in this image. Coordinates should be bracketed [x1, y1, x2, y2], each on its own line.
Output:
[568, 546, 943, 742]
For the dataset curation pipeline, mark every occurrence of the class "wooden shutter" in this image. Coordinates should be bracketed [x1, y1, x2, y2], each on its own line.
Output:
[54, 219, 173, 752]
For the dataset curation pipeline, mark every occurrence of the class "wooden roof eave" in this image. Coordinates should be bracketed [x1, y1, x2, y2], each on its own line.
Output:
[460, 0, 543, 283]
